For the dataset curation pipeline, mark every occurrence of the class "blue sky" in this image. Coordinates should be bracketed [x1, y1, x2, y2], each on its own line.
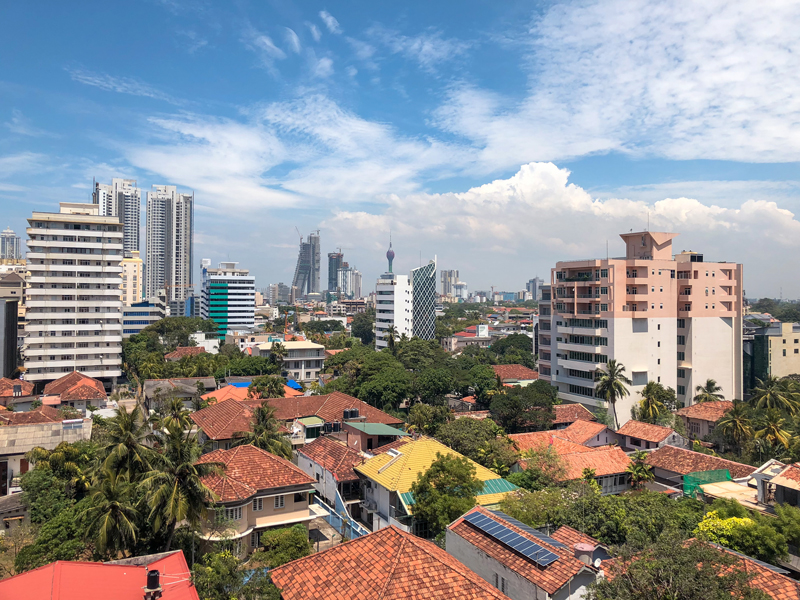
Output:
[2, 0, 800, 296]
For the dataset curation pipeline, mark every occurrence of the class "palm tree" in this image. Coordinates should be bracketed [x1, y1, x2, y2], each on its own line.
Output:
[693, 379, 725, 403]
[755, 408, 792, 448]
[750, 376, 800, 415]
[248, 375, 286, 399]
[140, 423, 222, 551]
[595, 359, 631, 430]
[99, 404, 154, 480]
[151, 396, 193, 432]
[81, 468, 139, 557]
[716, 400, 754, 451]
[383, 325, 397, 353]
[626, 450, 654, 490]
[269, 342, 287, 371]
[233, 402, 292, 459]
[637, 382, 667, 423]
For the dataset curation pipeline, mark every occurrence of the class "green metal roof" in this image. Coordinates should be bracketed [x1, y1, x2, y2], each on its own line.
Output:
[298, 416, 325, 427]
[398, 478, 518, 508]
[345, 422, 409, 436]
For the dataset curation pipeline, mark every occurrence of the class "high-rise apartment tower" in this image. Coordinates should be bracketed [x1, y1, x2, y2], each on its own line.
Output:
[93, 178, 141, 253]
[201, 261, 256, 334]
[145, 185, 194, 303]
[441, 270, 459, 296]
[327, 252, 343, 292]
[292, 231, 321, 297]
[0, 228, 21, 260]
[375, 243, 412, 350]
[411, 259, 437, 340]
[538, 231, 743, 427]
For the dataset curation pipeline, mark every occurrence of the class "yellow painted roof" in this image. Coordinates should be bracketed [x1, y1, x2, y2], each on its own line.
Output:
[355, 436, 504, 493]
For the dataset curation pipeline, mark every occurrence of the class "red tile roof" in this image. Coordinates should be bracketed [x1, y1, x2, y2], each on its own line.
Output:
[552, 403, 597, 425]
[460, 395, 477, 404]
[492, 364, 539, 381]
[270, 525, 511, 600]
[550, 525, 603, 550]
[454, 331, 476, 338]
[0, 550, 199, 600]
[0, 406, 61, 426]
[675, 401, 733, 423]
[43, 371, 106, 401]
[763, 463, 800, 492]
[645, 445, 756, 478]
[202, 384, 301, 404]
[558, 420, 610, 445]
[197, 445, 315, 502]
[449, 506, 592, 596]
[164, 346, 207, 360]
[297, 436, 362, 482]
[509, 431, 594, 456]
[371, 438, 412, 455]
[561, 446, 631, 480]
[616, 420, 675, 443]
[0, 378, 34, 397]
[191, 398, 256, 441]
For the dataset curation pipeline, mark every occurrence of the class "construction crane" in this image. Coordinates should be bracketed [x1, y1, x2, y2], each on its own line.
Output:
[295, 227, 303, 244]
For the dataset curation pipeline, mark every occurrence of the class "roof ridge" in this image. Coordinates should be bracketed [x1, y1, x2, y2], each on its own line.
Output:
[376, 531, 406, 600]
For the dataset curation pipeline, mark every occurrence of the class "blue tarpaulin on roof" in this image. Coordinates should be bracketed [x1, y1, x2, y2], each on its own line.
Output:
[286, 379, 303, 390]
[229, 382, 250, 388]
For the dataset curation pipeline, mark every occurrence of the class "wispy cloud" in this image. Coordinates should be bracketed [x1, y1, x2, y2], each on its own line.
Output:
[65, 66, 182, 105]
[319, 11, 342, 35]
[311, 56, 334, 78]
[284, 28, 301, 53]
[0, 152, 51, 178]
[367, 26, 471, 72]
[242, 26, 287, 73]
[306, 22, 321, 42]
[177, 30, 208, 54]
[4, 110, 54, 137]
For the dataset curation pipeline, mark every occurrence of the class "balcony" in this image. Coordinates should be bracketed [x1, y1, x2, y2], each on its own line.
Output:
[622, 305, 647, 312]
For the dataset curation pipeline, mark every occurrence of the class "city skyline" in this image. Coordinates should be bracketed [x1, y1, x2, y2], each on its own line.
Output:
[1, 1, 800, 296]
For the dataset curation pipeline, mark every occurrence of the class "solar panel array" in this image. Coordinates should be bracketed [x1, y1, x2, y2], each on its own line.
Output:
[463, 512, 559, 567]
[490, 511, 568, 550]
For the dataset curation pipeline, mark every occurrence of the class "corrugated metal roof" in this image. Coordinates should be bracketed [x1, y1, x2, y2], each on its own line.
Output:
[345, 422, 409, 436]
[298, 416, 325, 426]
[399, 478, 518, 512]
[0, 419, 93, 455]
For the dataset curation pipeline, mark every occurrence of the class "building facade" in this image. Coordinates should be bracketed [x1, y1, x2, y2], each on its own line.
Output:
[24, 203, 123, 384]
[441, 269, 459, 296]
[92, 178, 141, 254]
[145, 185, 193, 302]
[201, 261, 256, 334]
[257, 340, 325, 382]
[0, 300, 18, 378]
[745, 320, 800, 388]
[526, 277, 544, 301]
[327, 252, 343, 292]
[0, 228, 21, 260]
[411, 259, 437, 340]
[122, 295, 166, 338]
[375, 274, 412, 350]
[120, 250, 143, 305]
[292, 231, 321, 297]
[539, 231, 743, 425]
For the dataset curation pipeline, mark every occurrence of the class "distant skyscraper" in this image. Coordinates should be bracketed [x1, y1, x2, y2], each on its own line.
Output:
[336, 264, 362, 299]
[328, 252, 343, 292]
[292, 231, 321, 296]
[145, 185, 194, 303]
[352, 268, 362, 299]
[93, 178, 141, 253]
[441, 270, 459, 296]
[0, 228, 21, 260]
[411, 258, 437, 340]
[526, 277, 544, 300]
[375, 243, 412, 350]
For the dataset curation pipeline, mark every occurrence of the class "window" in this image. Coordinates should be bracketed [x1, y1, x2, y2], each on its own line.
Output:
[253, 498, 263, 511]
[651, 287, 655, 292]
[678, 385, 686, 396]
[658, 324, 661, 330]
[784, 349, 787, 357]
[274, 495, 285, 509]
[600, 304, 608, 312]
[677, 351, 685, 361]
[795, 349, 798, 354]
[677, 335, 686, 345]
[251, 531, 260, 547]
[600, 287, 608, 295]
[225, 506, 243, 521]
[677, 318, 686, 328]
[678, 369, 686, 378]
[657, 341, 661, 347]
[601, 269, 608, 278]
[660, 304, 663, 309]
[660, 287, 663, 292]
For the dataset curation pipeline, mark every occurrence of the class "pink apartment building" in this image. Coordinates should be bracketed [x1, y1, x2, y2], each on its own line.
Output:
[539, 231, 743, 426]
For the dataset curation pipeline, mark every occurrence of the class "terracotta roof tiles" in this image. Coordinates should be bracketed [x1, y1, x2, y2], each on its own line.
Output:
[558, 420, 610, 445]
[552, 403, 597, 425]
[492, 364, 539, 381]
[43, 371, 106, 402]
[0, 406, 61, 426]
[675, 401, 733, 423]
[560, 446, 631, 480]
[297, 436, 362, 482]
[0, 378, 34, 397]
[509, 431, 594, 456]
[164, 346, 207, 360]
[616, 420, 675, 443]
[550, 525, 603, 550]
[270, 525, 511, 600]
[645, 445, 756, 478]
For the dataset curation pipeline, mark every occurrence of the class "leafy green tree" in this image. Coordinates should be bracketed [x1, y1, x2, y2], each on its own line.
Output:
[303, 320, 345, 334]
[589, 532, 770, 600]
[213, 356, 278, 379]
[489, 382, 556, 433]
[749, 376, 800, 415]
[80, 468, 139, 557]
[141, 424, 222, 551]
[15, 500, 90, 572]
[351, 310, 375, 345]
[716, 400, 753, 451]
[233, 402, 292, 459]
[694, 505, 788, 565]
[413, 368, 455, 404]
[192, 550, 280, 600]
[694, 378, 725, 403]
[358, 366, 411, 410]
[773, 504, 800, 548]
[467, 364, 498, 406]
[595, 359, 631, 429]
[19, 469, 73, 525]
[435, 417, 502, 462]
[507, 446, 566, 491]
[407, 403, 452, 436]
[248, 375, 287, 399]
[755, 408, 792, 448]
[26, 440, 97, 499]
[256, 524, 313, 568]
[410, 453, 483, 537]
[395, 339, 449, 372]
[151, 396, 194, 432]
[626, 450, 654, 490]
[635, 382, 668, 423]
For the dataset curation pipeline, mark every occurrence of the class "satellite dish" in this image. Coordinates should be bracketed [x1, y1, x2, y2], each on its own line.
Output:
[593, 558, 602, 568]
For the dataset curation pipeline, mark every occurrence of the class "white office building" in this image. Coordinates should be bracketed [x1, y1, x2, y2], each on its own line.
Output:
[145, 185, 193, 303]
[0, 228, 21, 260]
[24, 203, 123, 383]
[93, 178, 141, 254]
[411, 258, 437, 341]
[200, 260, 256, 334]
[375, 242, 412, 350]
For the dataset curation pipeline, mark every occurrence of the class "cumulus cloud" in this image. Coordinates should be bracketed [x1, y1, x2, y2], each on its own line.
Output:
[319, 11, 342, 34]
[323, 162, 800, 293]
[436, 0, 800, 167]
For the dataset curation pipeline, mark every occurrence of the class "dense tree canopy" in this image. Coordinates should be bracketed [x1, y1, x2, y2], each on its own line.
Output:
[489, 381, 557, 433]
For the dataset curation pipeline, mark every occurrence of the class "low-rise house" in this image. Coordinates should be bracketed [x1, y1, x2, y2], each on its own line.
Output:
[767, 463, 800, 508]
[201, 383, 302, 405]
[0, 550, 199, 599]
[0, 405, 61, 426]
[0, 417, 92, 495]
[441, 332, 493, 352]
[560, 447, 632, 495]
[143, 376, 217, 411]
[40, 371, 107, 414]
[447, 506, 597, 600]
[675, 400, 733, 440]
[297, 436, 363, 514]
[271, 525, 511, 600]
[616, 420, 687, 451]
[197, 445, 321, 556]
[257, 340, 325, 383]
[491, 364, 539, 386]
[450, 394, 477, 411]
[645, 445, 756, 491]
[555, 420, 618, 448]
[335, 421, 409, 452]
[0, 378, 33, 398]
[355, 436, 518, 536]
[510, 430, 595, 458]
[164, 346, 207, 362]
[0, 491, 27, 532]
[552, 403, 597, 429]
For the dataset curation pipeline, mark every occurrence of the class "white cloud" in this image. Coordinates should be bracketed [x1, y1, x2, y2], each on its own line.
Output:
[306, 22, 321, 42]
[65, 66, 181, 105]
[242, 27, 287, 72]
[0, 152, 50, 178]
[312, 56, 334, 78]
[284, 28, 301, 53]
[368, 26, 470, 71]
[4, 109, 53, 137]
[346, 66, 358, 78]
[319, 11, 342, 34]
[435, 0, 800, 167]
[323, 162, 800, 294]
